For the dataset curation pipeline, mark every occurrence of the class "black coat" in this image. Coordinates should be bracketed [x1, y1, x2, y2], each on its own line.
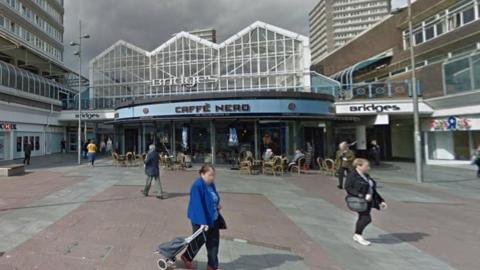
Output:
[345, 170, 385, 210]
[144, 151, 160, 177]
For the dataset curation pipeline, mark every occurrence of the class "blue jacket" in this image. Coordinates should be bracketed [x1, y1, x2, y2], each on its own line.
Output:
[144, 151, 160, 177]
[187, 177, 220, 227]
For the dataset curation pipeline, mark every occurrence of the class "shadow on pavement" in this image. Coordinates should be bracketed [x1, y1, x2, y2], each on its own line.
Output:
[368, 232, 430, 244]
[221, 253, 304, 269]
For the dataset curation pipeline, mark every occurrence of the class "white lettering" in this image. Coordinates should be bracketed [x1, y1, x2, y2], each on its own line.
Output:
[151, 76, 218, 88]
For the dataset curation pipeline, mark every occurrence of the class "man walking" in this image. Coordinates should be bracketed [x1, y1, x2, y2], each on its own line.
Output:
[142, 144, 167, 199]
[23, 141, 33, 165]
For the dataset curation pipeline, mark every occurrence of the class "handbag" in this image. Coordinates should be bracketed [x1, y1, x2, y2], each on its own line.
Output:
[217, 214, 227, 230]
[345, 195, 368, 212]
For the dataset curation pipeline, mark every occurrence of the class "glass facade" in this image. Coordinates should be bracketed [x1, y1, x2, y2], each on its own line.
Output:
[90, 21, 311, 100]
[443, 51, 480, 95]
[0, 60, 71, 100]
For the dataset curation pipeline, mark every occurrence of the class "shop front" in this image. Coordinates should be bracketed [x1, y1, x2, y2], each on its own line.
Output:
[113, 92, 336, 164]
[334, 100, 434, 160]
[424, 115, 480, 165]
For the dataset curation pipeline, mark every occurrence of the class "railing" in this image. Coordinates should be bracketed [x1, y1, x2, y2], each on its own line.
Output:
[337, 80, 421, 101]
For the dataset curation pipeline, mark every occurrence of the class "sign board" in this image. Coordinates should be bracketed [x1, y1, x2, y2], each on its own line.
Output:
[116, 99, 333, 120]
[0, 122, 17, 130]
[429, 116, 472, 131]
[335, 102, 433, 115]
[151, 76, 218, 88]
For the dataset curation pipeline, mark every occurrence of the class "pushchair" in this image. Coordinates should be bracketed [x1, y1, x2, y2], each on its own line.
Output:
[154, 225, 207, 270]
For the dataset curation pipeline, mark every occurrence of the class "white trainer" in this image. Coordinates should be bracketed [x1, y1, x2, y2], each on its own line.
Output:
[353, 234, 371, 246]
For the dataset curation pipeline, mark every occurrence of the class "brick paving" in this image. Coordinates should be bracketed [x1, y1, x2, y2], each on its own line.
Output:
[0, 157, 479, 269]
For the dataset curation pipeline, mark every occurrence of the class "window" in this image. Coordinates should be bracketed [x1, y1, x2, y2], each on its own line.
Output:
[462, 7, 475, 24]
[444, 57, 472, 94]
[425, 26, 435, 40]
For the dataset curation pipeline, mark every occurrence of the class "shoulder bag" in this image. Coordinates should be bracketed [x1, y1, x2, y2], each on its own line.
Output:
[345, 195, 368, 212]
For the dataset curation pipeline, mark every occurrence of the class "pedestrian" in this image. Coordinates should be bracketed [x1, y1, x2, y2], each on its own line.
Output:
[106, 137, 113, 155]
[61, 138, 66, 153]
[335, 141, 355, 189]
[369, 140, 381, 166]
[87, 140, 97, 166]
[263, 148, 274, 161]
[23, 141, 33, 165]
[83, 140, 90, 159]
[472, 145, 480, 178]
[288, 148, 305, 171]
[100, 140, 106, 154]
[345, 158, 387, 246]
[181, 164, 226, 270]
[141, 144, 167, 199]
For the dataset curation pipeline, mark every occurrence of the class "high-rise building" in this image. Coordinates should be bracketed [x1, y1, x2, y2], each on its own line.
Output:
[0, 0, 83, 161]
[309, 0, 391, 63]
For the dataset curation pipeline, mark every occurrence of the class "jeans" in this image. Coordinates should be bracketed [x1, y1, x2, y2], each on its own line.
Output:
[143, 176, 163, 196]
[355, 205, 372, 235]
[87, 152, 96, 165]
[182, 219, 220, 269]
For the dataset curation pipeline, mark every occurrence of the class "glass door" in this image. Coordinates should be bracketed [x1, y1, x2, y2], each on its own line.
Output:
[0, 133, 4, 160]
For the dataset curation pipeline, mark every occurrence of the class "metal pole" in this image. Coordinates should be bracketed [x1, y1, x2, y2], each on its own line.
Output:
[408, 0, 423, 183]
[77, 20, 82, 165]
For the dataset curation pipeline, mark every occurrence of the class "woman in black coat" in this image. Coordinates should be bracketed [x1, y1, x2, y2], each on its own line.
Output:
[345, 158, 387, 246]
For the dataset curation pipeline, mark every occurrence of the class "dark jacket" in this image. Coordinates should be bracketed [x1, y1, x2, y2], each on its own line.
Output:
[24, 143, 33, 155]
[187, 177, 220, 227]
[345, 169, 385, 210]
[144, 151, 160, 177]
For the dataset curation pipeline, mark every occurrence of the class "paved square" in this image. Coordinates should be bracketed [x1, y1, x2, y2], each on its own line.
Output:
[0, 155, 479, 269]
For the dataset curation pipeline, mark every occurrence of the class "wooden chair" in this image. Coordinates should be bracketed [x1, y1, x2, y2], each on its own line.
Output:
[324, 158, 336, 176]
[125, 152, 134, 167]
[112, 152, 126, 167]
[291, 157, 306, 175]
[317, 157, 327, 175]
[239, 151, 254, 174]
[173, 153, 186, 170]
[275, 156, 289, 176]
[263, 156, 282, 176]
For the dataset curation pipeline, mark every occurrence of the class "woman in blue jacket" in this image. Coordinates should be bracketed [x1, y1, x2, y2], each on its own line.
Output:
[181, 164, 223, 270]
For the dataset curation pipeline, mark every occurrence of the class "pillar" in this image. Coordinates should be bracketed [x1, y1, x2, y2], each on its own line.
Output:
[210, 120, 216, 165]
[254, 121, 259, 160]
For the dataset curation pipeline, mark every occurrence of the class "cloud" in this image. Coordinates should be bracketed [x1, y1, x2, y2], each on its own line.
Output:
[63, 0, 318, 75]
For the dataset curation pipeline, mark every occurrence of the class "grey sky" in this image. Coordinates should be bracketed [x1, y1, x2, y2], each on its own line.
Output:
[63, 0, 409, 75]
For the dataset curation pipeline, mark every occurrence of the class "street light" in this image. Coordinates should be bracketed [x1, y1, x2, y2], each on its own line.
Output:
[407, 0, 423, 183]
[70, 20, 90, 165]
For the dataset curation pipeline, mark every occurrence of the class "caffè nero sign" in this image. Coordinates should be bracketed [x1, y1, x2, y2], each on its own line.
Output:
[175, 103, 251, 114]
[151, 76, 218, 88]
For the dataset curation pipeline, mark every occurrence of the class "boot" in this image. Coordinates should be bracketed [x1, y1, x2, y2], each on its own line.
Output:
[181, 254, 195, 270]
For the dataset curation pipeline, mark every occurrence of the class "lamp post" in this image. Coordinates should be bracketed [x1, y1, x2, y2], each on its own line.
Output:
[407, 0, 423, 183]
[70, 20, 90, 165]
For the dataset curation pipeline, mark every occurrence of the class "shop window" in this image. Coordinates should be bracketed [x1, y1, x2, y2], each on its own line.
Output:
[453, 131, 470, 160]
[16, 137, 22, 152]
[35, 136, 40, 150]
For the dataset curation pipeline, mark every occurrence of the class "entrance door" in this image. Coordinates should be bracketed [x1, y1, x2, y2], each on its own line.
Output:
[259, 124, 286, 156]
[125, 129, 139, 153]
[68, 132, 77, 152]
[304, 127, 325, 163]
